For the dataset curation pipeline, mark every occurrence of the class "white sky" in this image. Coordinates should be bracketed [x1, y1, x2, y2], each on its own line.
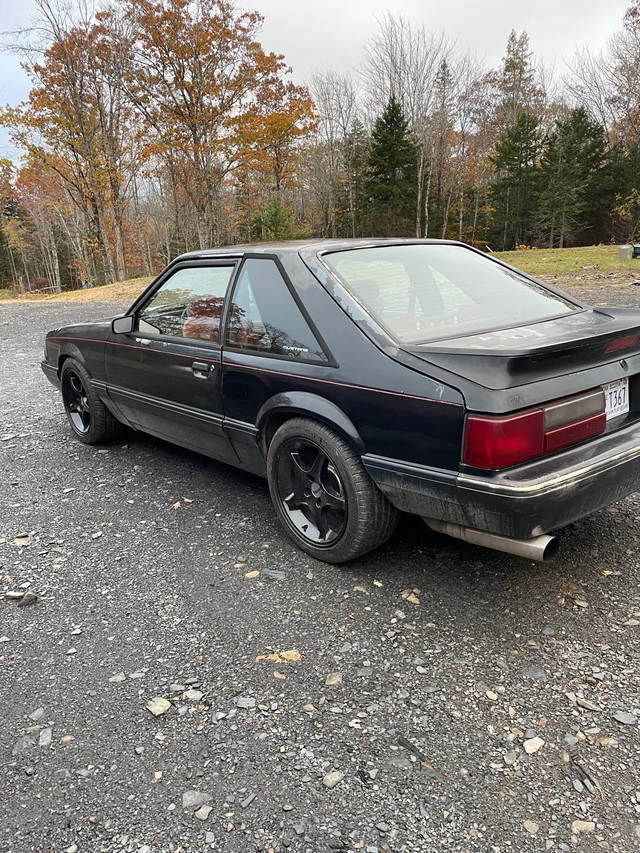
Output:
[0, 0, 633, 159]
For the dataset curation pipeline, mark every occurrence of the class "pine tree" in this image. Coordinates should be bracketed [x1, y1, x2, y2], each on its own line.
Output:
[364, 96, 418, 236]
[490, 113, 542, 249]
[537, 107, 607, 247]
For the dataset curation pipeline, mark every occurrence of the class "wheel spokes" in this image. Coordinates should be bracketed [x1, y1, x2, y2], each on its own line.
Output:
[64, 373, 91, 433]
[278, 441, 347, 545]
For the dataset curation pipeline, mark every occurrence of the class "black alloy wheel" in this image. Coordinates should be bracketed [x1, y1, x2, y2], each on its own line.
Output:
[266, 418, 398, 563]
[60, 358, 123, 445]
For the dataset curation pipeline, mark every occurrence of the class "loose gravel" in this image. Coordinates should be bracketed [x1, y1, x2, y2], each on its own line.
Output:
[2, 287, 640, 853]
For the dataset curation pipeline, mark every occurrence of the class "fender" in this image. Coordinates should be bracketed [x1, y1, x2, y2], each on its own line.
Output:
[57, 343, 90, 375]
[57, 344, 134, 428]
[256, 392, 366, 454]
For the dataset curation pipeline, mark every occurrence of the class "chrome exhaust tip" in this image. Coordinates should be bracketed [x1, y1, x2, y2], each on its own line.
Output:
[422, 518, 559, 562]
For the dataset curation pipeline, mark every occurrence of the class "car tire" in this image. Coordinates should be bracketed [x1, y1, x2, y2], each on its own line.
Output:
[266, 418, 398, 563]
[60, 358, 123, 445]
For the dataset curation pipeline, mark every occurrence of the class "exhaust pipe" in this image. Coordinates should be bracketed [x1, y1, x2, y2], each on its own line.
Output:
[422, 518, 559, 562]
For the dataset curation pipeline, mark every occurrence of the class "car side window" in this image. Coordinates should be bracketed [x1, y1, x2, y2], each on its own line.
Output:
[225, 258, 328, 362]
[137, 265, 234, 341]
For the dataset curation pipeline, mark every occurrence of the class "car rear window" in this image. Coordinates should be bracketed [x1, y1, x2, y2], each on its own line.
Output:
[323, 244, 579, 344]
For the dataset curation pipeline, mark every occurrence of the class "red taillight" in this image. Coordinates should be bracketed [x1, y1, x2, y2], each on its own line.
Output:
[605, 334, 639, 354]
[464, 410, 544, 468]
[464, 389, 606, 469]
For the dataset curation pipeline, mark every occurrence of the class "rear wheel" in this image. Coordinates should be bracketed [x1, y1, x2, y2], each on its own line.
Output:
[266, 418, 398, 563]
[60, 358, 123, 445]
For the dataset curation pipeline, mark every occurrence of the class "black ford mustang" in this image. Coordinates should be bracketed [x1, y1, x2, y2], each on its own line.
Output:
[42, 239, 640, 563]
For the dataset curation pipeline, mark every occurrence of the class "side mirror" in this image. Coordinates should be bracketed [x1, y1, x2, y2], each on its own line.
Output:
[112, 315, 134, 334]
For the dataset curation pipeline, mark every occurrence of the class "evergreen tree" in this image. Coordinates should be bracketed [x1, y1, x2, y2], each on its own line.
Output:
[536, 107, 607, 247]
[490, 113, 542, 249]
[364, 97, 418, 236]
[494, 31, 544, 127]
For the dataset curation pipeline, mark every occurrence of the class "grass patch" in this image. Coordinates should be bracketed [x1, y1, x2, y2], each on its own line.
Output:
[2, 277, 153, 303]
[493, 245, 639, 277]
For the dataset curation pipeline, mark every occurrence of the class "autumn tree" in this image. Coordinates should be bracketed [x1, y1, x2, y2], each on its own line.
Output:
[115, 0, 313, 249]
[1, 0, 139, 284]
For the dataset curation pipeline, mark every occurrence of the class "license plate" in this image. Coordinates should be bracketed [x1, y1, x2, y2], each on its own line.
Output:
[603, 378, 629, 420]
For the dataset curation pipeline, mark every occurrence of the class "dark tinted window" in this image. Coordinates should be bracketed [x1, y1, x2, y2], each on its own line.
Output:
[226, 258, 327, 362]
[137, 265, 233, 341]
[324, 244, 578, 343]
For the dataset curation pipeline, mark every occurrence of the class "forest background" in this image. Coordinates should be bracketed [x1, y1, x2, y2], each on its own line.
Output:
[2, 0, 640, 293]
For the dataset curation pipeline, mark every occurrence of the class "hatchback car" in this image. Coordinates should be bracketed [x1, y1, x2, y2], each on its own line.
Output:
[42, 239, 640, 562]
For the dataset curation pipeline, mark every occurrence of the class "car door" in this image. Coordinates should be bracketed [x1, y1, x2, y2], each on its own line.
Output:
[105, 261, 240, 465]
[221, 256, 332, 471]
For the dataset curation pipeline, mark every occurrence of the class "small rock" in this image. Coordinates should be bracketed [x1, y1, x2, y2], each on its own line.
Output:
[283, 803, 294, 811]
[17, 591, 38, 607]
[571, 819, 595, 834]
[184, 689, 203, 702]
[376, 822, 391, 833]
[195, 805, 212, 821]
[613, 710, 637, 725]
[322, 770, 345, 789]
[5, 591, 25, 600]
[524, 820, 539, 834]
[519, 664, 548, 681]
[182, 790, 211, 810]
[12, 735, 36, 756]
[28, 708, 45, 722]
[262, 568, 285, 580]
[576, 697, 601, 712]
[205, 832, 215, 844]
[486, 690, 498, 701]
[235, 697, 255, 709]
[109, 672, 126, 683]
[146, 697, 172, 716]
[39, 728, 52, 747]
[240, 793, 256, 808]
[325, 672, 343, 687]
[503, 751, 517, 765]
[523, 736, 545, 755]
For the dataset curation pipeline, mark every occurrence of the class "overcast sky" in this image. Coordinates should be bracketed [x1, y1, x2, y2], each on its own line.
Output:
[0, 0, 633, 159]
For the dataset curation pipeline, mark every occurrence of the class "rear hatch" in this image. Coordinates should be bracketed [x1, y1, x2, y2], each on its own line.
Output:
[403, 306, 640, 422]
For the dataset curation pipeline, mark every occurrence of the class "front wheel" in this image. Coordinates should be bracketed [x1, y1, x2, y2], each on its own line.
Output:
[266, 418, 398, 563]
[60, 358, 123, 445]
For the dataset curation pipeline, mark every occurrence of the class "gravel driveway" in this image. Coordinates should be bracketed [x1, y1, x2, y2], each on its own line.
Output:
[2, 289, 640, 853]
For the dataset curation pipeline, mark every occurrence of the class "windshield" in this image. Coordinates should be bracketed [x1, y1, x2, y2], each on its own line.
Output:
[323, 244, 579, 344]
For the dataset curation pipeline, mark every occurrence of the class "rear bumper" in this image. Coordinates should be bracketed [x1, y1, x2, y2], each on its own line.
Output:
[364, 419, 640, 538]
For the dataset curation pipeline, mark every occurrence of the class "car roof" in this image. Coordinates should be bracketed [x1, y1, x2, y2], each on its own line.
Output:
[174, 237, 455, 262]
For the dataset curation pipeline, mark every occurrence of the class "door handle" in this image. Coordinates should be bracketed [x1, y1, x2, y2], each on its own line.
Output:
[191, 360, 213, 378]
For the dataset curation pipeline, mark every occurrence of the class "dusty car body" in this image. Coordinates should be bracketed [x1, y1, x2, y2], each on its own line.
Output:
[42, 239, 640, 562]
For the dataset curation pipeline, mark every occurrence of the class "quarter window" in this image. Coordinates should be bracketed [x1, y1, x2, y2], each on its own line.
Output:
[137, 265, 234, 341]
[226, 258, 327, 362]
